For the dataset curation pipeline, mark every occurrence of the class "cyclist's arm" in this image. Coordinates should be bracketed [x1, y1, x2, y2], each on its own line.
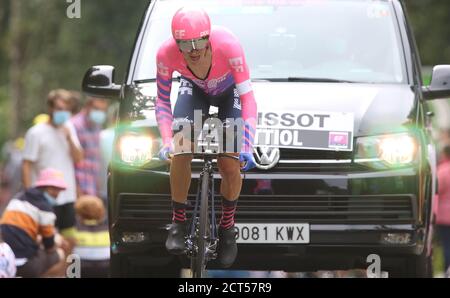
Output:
[155, 45, 175, 146]
[224, 39, 257, 153]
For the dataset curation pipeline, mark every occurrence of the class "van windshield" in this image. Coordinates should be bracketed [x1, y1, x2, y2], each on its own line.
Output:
[133, 0, 406, 84]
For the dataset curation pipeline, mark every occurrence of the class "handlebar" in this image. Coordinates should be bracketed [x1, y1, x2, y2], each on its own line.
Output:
[162, 151, 245, 169]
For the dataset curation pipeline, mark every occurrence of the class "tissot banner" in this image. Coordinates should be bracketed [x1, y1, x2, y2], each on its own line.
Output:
[255, 111, 354, 151]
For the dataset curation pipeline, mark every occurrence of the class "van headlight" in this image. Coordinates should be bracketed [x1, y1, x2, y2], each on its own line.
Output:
[355, 133, 418, 168]
[119, 134, 153, 165]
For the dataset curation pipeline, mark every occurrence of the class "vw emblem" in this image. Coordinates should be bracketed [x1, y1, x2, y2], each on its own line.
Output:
[253, 146, 280, 170]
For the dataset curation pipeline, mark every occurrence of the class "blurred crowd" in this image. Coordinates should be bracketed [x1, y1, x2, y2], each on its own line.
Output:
[1, 89, 450, 278]
[434, 129, 450, 278]
[0, 89, 116, 278]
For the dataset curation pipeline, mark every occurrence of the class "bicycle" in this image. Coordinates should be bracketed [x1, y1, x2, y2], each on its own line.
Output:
[165, 115, 247, 278]
[169, 151, 236, 278]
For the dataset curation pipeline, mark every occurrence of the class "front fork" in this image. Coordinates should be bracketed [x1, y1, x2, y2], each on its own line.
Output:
[186, 159, 218, 260]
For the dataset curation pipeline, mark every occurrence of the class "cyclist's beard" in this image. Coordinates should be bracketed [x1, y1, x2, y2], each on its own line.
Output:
[189, 52, 201, 63]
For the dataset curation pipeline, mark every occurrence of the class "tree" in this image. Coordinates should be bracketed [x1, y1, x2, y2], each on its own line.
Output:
[406, 0, 450, 65]
[0, 0, 149, 144]
[9, 0, 26, 138]
[0, 0, 449, 146]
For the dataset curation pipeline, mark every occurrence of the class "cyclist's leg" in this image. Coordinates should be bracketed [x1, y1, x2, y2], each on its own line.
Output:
[216, 87, 242, 207]
[214, 87, 242, 267]
[166, 78, 210, 254]
[171, 77, 209, 206]
[217, 155, 241, 204]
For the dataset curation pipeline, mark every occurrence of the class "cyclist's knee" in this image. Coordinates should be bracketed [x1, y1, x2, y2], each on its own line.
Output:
[218, 157, 240, 177]
[172, 153, 193, 165]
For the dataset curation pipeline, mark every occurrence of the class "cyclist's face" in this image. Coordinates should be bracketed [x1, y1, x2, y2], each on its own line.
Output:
[178, 38, 210, 65]
[182, 47, 209, 65]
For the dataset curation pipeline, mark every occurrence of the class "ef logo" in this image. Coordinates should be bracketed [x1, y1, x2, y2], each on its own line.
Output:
[66, 0, 81, 19]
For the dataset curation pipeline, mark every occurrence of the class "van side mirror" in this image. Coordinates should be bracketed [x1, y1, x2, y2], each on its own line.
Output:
[82, 65, 121, 98]
[422, 65, 450, 100]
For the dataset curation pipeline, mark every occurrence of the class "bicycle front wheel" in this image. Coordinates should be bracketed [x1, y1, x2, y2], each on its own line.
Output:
[192, 172, 210, 278]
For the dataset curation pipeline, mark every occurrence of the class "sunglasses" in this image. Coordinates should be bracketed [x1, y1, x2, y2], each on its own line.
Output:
[176, 37, 209, 53]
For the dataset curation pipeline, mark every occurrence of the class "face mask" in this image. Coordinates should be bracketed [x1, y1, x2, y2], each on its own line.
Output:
[52, 111, 71, 126]
[89, 110, 106, 125]
[43, 191, 58, 206]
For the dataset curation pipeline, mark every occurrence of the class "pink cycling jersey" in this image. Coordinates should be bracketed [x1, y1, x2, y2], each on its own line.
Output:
[155, 26, 257, 152]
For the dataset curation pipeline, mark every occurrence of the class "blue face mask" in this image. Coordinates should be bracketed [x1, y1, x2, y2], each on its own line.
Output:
[89, 110, 106, 125]
[43, 191, 58, 206]
[52, 111, 71, 126]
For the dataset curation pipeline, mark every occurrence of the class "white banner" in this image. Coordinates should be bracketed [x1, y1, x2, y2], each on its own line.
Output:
[255, 111, 354, 151]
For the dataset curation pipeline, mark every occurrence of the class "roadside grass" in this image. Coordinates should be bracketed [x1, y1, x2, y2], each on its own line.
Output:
[433, 240, 445, 277]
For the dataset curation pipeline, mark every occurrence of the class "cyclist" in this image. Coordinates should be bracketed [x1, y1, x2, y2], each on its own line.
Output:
[155, 7, 257, 267]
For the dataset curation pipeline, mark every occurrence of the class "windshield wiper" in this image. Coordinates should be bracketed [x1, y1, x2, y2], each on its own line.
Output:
[134, 76, 181, 84]
[254, 77, 356, 83]
[287, 77, 356, 83]
[135, 77, 357, 84]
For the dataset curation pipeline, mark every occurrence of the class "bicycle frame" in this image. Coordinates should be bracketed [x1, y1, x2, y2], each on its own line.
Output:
[186, 154, 219, 277]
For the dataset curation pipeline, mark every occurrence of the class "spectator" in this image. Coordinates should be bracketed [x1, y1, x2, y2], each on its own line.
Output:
[22, 89, 83, 237]
[253, 179, 273, 195]
[73, 195, 110, 278]
[98, 104, 118, 201]
[68, 90, 82, 115]
[70, 96, 109, 197]
[436, 145, 450, 277]
[0, 232, 16, 278]
[1, 137, 24, 200]
[438, 129, 450, 156]
[0, 168, 68, 278]
[33, 114, 50, 126]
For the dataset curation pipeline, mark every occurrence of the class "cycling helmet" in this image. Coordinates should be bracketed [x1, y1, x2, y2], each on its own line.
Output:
[171, 7, 211, 40]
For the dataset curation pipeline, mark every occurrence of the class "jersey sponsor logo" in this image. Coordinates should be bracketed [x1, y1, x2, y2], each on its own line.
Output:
[200, 30, 210, 37]
[157, 62, 169, 76]
[193, 73, 231, 93]
[174, 30, 185, 39]
[229, 57, 244, 73]
[207, 78, 218, 89]
[178, 79, 193, 96]
[180, 78, 193, 87]
[173, 116, 193, 127]
[192, 79, 206, 89]
[233, 97, 241, 110]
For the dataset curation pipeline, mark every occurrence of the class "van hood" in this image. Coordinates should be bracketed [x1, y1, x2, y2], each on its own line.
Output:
[130, 81, 417, 138]
[252, 82, 417, 137]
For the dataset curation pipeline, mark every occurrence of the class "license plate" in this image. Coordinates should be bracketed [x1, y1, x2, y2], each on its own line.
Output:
[235, 223, 310, 244]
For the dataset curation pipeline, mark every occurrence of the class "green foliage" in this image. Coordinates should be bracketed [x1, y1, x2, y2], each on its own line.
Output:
[0, 87, 9, 153]
[0, 0, 149, 146]
[405, 0, 450, 65]
[0, 0, 449, 148]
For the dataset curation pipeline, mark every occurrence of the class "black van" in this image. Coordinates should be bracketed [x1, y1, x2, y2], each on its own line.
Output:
[83, 0, 450, 277]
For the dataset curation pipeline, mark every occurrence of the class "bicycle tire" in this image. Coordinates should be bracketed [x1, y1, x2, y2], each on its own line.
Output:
[192, 172, 209, 278]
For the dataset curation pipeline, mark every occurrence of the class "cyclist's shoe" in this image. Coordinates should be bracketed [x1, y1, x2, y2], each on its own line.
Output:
[166, 222, 187, 255]
[217, 226, 238, 268]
